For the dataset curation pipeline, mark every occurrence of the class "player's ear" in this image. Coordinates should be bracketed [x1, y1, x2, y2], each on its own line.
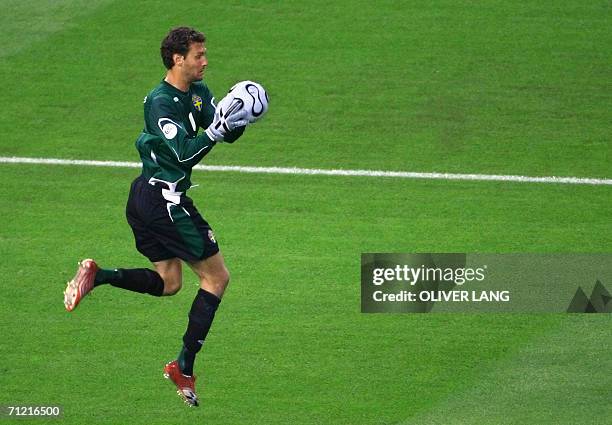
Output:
[173, 53, 184, 67]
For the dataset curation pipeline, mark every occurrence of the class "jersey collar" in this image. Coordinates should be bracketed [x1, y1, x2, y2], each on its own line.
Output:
[161, 79, 190, 96]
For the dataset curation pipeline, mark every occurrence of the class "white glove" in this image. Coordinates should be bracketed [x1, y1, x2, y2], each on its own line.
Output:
[205, 95, 249, 142]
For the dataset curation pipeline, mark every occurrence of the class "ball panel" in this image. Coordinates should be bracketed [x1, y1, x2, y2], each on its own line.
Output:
[226, 80, 269, 123]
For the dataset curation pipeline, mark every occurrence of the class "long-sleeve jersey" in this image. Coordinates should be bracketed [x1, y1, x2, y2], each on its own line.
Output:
[135, 79, 243, 195]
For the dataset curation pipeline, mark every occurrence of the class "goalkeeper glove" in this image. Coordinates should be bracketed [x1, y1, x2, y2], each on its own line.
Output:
[205, 96, 249, 142]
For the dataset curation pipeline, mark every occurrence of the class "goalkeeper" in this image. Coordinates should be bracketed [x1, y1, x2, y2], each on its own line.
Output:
[63, 26, 248, 407]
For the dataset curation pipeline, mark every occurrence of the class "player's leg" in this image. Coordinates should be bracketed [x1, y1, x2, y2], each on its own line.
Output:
[64, 259, 172, 311]
[174, 252, 229, 377]
[188, 250, 230, 298]
[92, 257, 182, 294]
[92, 264, 166, 295]
[153, 258, 183, 295]
[64, 176, 180, 311]
[92, 175, 183, 297]
[164, 253, 229, 407]
[161, 196, 225, 406]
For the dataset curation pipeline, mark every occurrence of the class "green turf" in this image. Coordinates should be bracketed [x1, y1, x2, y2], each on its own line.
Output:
[1, 165, 610, 424]
[0, 0, 611, 424]
[1, 0, 610, 176]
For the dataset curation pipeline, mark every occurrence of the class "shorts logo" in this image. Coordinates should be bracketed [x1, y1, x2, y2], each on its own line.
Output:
[192, 94, 203, 111]
[208, 230, 216, 243]
[158, 118, 180, 140]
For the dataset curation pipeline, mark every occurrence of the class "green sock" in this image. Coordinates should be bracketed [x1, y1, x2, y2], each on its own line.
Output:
[93, 268, 165, 296]
[178, 345, 196, 376]
[93, 268, 119, 286]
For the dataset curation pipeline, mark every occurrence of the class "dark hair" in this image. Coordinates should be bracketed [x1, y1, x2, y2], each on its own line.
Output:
[160, 27, 206, 69]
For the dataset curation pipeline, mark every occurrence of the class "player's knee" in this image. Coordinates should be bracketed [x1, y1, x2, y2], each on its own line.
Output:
[162, 277, 182, 296]
[220, 268, 230, 286]
[202, 267, 230, 293]
[218, 267, 230, 288]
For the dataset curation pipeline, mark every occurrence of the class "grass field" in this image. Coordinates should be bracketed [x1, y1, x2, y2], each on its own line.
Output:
[1, 1, 611, 424]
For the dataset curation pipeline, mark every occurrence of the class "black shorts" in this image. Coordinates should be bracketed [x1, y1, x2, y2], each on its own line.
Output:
[125, 175, 219, 263]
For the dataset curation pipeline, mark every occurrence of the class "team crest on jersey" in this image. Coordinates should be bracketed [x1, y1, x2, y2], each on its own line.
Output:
[192, 94, 203, 111]
[208, 230, 216, 244]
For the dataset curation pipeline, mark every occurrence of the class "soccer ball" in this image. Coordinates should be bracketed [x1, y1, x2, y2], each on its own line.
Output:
[218, 80, 269, 123]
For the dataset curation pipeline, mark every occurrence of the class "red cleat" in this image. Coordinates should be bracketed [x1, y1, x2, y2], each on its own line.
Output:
[64, 259, 98, 312]
[163, 360, 199, 407]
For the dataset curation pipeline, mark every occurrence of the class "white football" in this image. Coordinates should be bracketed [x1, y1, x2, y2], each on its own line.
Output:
[218, 80, 269, 123]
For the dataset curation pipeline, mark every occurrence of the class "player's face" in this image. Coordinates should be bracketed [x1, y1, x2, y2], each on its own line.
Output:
[183, 42, 207, 82]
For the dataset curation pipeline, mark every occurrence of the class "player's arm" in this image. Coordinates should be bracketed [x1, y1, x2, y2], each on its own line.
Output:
[149, 95, 216, 162]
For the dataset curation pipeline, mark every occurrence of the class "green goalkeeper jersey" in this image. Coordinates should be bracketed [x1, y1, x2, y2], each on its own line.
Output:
[135, 79, 242, 194]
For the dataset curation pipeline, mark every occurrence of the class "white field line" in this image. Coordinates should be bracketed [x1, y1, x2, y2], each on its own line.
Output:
[1, 156, 611, 186]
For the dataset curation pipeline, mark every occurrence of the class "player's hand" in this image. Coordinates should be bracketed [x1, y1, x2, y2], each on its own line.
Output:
[205, 96, 249, 142]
